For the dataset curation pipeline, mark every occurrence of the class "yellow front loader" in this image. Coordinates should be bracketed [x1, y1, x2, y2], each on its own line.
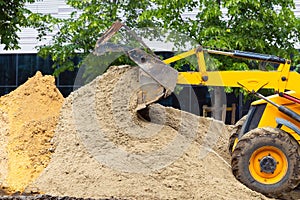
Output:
[96, 21, 300, 198]
[174, 48, 300, 198]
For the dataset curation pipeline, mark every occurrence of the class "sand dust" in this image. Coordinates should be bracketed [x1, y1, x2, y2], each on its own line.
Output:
[0, 72, 64, 193]
[28, 66, 270, 199]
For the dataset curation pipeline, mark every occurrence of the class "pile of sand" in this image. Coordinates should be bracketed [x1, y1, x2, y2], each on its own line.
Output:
[0, 72, 64, 193]
[27, 66, 269, 199]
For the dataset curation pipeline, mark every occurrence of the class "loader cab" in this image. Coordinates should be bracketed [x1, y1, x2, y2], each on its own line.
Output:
[238, 103, 267, 138]
[238, 92, 300, 142]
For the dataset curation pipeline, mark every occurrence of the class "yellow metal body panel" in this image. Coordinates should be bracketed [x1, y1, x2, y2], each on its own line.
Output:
[177, 70, 300, 93]
[164, 49, 196, 64]
[252, 92, 300, 141]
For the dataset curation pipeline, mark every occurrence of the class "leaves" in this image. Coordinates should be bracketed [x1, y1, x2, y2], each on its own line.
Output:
[0, 0, 34, 50]
[32, 0, 300, 75]
[30, 0, 155, 75]
[224, 0, 299, 55]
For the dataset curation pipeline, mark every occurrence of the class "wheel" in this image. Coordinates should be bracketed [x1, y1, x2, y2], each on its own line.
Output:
[231, 127, 300, 198]
[228, 115, 247, 155]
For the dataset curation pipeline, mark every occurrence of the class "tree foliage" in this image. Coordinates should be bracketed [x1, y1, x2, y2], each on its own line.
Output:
[32, 0, 152, 75]
[34, 0, 300, 75]
[141, 0, 300, 70]
[0, 0, 34, 50]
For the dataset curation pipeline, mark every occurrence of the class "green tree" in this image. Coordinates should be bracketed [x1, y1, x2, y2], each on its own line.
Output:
[33, 0, 152, 75]
[35, 0, 300, 74]
[141, 0, 300, 68]
[0, 0, 34, 50]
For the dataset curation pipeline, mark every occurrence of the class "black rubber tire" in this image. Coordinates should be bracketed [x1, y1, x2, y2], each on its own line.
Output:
[228, 115, 247, 155]
[231, 127, 300, 198]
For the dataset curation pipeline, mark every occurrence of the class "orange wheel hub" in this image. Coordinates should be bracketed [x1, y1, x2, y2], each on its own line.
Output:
[249, 146, 288, 184]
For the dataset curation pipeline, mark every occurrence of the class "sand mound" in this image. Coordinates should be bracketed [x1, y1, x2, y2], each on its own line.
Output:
[27, 66, 270, 199]
[0, 72, 64, 193]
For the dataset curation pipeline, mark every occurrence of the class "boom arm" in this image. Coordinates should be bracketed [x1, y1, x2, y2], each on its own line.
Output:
[163, 47, 297, 93]
[177, 70, 299, 93]
[167, 48, 300, 123]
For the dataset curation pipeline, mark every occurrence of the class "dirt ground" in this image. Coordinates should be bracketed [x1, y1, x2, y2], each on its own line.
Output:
[25, 66, 270, 199]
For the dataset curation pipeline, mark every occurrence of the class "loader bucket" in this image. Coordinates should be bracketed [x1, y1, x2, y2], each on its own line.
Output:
[94, 21, 178, 110]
